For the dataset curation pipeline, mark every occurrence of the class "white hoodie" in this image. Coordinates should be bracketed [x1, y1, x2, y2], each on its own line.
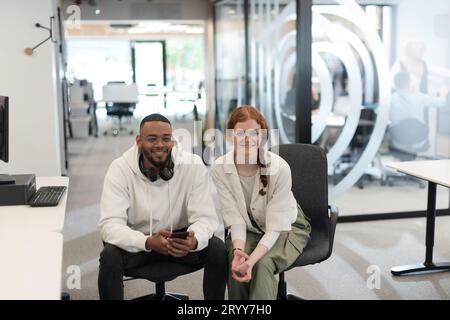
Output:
[98, 142, 219, 253]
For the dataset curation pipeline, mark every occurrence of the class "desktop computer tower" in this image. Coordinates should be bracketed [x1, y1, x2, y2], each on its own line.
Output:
[0, 174, 36, 206]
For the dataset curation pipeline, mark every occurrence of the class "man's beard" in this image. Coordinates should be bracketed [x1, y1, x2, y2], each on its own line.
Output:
[142, 147, 171, 168]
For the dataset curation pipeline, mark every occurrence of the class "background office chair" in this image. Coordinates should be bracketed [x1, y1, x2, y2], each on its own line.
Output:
[180, 81, 204, 121]
[277, 143, 338, 300]
[380, 118, 428, 188]
[351, 108, 377, 189]
[123, 262, 203, 300]
[332, 108, 377, 189]
[102, 82, 138, 136]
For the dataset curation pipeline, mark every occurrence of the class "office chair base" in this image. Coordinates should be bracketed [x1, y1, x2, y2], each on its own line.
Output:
[61, 292, 70, 300]
[133, 292, 189, 300]
[277, 291, 306, 300]
[163, 293, 189, 300]
[286, 294, 305, 300]
[104, 128, 134, 136]
[277, 274, 305, 300]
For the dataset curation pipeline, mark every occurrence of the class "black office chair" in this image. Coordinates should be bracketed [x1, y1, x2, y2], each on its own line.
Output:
[351, 108, 376, 151]
[123, 262, 203, 300]
[103, 82, 137, 136]
[276, 143, 338, 300]
[331, 108, 377, 188]
[352, 109, 377, 189]
[104, 103, 135, 136]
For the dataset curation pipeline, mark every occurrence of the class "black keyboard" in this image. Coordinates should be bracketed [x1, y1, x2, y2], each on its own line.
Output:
[29, 186, 67, 207]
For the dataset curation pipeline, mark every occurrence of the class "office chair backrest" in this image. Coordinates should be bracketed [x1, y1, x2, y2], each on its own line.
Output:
[103, 83, 139, 103]
[360, 108, 376, 121]
[278, 143, 332, 263]
[389, 118, 429, 153]
[352, 108, 377, 149]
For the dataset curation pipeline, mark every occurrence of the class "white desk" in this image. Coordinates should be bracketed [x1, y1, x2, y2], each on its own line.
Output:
[0, 176, 69, 233]
[0, 232, 63, 300]
[387, 160, 450, 276]
[312, 112, 346, 127]
[284, 112, 346, 127]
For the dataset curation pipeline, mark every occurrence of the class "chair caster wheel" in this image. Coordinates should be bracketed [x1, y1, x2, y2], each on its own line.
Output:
[61, 292, 70, 300]
[113, 129, 119, 136]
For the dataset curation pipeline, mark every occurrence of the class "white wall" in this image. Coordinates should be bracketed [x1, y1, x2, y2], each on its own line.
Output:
[0, 0, 62, 176]
[395, 0, 450, 69]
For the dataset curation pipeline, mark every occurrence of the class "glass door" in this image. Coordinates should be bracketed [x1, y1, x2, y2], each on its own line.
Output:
[132, 41, 166, 95]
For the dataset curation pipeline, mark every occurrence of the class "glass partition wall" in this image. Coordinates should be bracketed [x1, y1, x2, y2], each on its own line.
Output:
[214, 0, 246, 130]
[214, 0, 450, 218]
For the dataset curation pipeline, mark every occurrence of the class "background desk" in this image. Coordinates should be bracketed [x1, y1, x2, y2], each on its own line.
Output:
[0, 232, 63, 300]
[0, 176, 69, 233]
[387, 160, 450, 275]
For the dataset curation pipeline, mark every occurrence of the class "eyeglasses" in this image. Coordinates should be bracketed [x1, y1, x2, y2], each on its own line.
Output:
[233, 129, 259, 138]
[145, 135, 172, 143]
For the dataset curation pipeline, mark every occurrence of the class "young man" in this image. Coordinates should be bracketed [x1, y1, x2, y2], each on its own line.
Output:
[98, 114, 227, 300]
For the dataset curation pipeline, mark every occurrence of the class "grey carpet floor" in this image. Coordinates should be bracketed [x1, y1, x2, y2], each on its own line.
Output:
[62, 134, 450, 300]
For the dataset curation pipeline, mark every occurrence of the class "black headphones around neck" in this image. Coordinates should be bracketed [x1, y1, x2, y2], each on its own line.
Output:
[139, 152, 174, 182]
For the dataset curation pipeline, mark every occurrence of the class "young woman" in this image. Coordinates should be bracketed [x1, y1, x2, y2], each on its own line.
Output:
[210, 106, 311, 300]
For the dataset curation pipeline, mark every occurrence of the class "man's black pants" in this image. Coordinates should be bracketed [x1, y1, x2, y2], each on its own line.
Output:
[98, 236, 227, 300]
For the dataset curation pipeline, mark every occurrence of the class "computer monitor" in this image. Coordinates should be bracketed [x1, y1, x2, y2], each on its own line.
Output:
[0, 96, 9, 162]
[0, 96, 15, 184]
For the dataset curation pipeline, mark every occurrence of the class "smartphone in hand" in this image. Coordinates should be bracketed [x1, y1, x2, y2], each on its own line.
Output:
[170, 231, 189, 239]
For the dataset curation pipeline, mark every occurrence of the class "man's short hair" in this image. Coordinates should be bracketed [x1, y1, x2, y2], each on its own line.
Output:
[140, 114, 171, 129]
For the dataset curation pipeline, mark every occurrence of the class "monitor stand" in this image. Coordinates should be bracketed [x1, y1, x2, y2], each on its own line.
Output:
[0, 174, 16, 185]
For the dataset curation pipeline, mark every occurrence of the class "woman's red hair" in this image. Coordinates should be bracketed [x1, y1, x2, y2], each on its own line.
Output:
[226, 105, 269, 131]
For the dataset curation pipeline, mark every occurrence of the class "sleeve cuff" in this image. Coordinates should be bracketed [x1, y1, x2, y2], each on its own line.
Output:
[133, 233, 149, 252]
[258, 231, 280, 251]
[188, 228, 208, 252]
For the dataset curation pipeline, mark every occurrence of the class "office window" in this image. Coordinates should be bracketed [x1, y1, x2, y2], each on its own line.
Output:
[311, 0, 450, 215]
[214, 0, 246, 130]
[248, 0, 298, 143]
[214, 0, 450, 216]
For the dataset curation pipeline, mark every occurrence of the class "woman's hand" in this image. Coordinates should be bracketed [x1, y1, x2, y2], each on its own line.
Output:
[233, 261, 253, 283]
[231, 249, 253, 283]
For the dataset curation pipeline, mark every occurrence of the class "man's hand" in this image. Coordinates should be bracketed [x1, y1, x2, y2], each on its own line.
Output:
[145, 230, 171, 255]
[167, 231, 197, 257]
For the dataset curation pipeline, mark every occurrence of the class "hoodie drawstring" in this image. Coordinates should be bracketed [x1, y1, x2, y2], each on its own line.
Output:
[146, 182, 153, 237]
[168, 180, 173, 233]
